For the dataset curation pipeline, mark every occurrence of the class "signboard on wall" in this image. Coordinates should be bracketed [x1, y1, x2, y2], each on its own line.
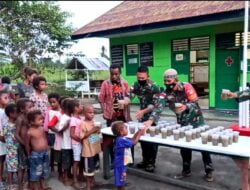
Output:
[140, 42, 153, 66]
[111, 45, 123, 66]
[65, 81, 90, 92]
[176, 54, 184, 61]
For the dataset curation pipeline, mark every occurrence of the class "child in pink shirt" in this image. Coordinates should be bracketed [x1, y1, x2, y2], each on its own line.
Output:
[69, 99, 84, 189]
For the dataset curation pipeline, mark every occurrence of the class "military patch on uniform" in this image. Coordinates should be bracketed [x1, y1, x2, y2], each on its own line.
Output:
[184, 83, 198, 101]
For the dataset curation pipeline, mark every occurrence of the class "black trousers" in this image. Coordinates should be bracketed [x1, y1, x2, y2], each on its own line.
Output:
[140, 141, 158, 165]
[140, 120, 158, 165]
[180, 148, 214, 174]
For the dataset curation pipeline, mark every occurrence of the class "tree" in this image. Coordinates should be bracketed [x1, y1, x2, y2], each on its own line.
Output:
[0, 1, 74, 69]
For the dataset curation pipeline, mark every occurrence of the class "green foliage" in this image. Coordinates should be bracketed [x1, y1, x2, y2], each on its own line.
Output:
[0, 1, 74, 68]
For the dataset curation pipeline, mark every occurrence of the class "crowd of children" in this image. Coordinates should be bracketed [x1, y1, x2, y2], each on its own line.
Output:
[0, 74, 105, 190]
[0, 68, 149, 190]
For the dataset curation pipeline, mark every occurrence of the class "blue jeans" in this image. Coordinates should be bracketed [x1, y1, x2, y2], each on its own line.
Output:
[29, 150, 50, 181]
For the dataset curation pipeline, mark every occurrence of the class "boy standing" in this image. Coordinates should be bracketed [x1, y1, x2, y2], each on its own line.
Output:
[81, 105, 102, 190]
[15, 98, 34, 189]
[111, 121, 146, 190]
[26, 110, 50, 190]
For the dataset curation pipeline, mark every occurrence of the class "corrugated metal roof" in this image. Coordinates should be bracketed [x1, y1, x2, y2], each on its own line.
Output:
[66, 57, 110, 71]
[72, 1, 245, 39]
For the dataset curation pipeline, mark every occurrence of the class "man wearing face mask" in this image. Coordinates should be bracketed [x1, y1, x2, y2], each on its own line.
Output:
[144, 68, 214, 182]
[130, 66, 160, 172]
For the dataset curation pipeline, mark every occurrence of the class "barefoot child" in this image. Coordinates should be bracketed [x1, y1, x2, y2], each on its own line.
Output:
[57, 98, 72, 186]
[0, 90, 10, 188]
[111, 121, 146, 190]
[80, 104, 102, 190]
[4, 103, 19, 189]
[15, 98, 34, 189]
[69, 99, 84, 189]
[26, 110, 51, 190]
[44, 93, 61, 173]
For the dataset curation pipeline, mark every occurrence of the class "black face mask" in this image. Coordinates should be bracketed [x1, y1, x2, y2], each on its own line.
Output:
[138, 80, 147, 86]
[165, 83, 175, 90]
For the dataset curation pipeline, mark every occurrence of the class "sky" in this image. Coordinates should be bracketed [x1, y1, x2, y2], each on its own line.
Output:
[58, 1, 122, 60]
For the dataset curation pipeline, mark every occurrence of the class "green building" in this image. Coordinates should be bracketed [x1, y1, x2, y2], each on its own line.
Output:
[72, 1, 250, 110]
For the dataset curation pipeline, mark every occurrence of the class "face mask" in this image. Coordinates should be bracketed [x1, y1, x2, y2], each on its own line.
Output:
[138, 80, 147, 86]
[165, 83, 175, 90]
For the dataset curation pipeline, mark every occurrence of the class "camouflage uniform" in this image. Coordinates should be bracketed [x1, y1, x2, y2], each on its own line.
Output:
[149, 82, 213, 175]
[236, 89, 250, 102]
[130, 80, 160, 167]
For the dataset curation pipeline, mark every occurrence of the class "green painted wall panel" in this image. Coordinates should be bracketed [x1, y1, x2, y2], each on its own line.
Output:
[110, 21, 245, 108]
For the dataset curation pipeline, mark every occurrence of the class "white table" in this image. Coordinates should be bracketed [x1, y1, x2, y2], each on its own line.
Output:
[101, 126, 250, 179]
[101, 127, 250, 158]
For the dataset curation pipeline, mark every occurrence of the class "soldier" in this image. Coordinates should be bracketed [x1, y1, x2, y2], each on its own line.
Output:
[130, 66, 160, 172]
[145, 68, 214, 181]
[222, 89, 250, 190]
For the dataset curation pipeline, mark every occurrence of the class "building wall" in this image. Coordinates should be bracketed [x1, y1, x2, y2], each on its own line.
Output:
[110, 21, 247, 108]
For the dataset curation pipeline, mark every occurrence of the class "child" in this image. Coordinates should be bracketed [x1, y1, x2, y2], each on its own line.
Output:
[29, 76, 48, 116]
[57, 98, 73, 186]
[80, 104, 102, 190]
[4, 103, 18, 189]
[49, 96, 67, 182]
[0, 90, 10, 188]
[15, 98, 34, 189]
[17, 67, 38, 98]
[25, 110, 51, 190]
[44, 93, 61, 173]
[111, 121, 146, 190]
[69, 99, 84, 189]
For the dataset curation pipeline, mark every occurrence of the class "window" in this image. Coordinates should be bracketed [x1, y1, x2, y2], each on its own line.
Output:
[172, 39, 189, 52]
[140, 42, 153, 67]
[125, 42, 154, 67]
[111, 45, 123, 67]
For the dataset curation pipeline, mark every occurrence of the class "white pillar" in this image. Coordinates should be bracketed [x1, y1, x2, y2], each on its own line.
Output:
[241, 0, 249, 128]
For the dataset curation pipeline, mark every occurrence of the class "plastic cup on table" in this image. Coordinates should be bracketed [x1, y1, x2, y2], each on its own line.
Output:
[221, 135, 229, 147]
[228, 133, 233, 145]
[173, 129, 180, 141]
[208, 131, 213, 142]
[196, 128, 201, 138]
[161, 128, 167, 139]
[179, 128, 185, 138]
[191, 129, 197, 139]
[201, 132, 208, 144]
[149, 127, 156, 137]
[155, 126, 160, 135]
[212, 134, 219, 146]
[185, 131, 192, 142]
[233, 131, 240, 143]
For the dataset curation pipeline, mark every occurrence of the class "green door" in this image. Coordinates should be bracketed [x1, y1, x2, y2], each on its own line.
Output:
[171, 50, 190, 80]
[125, 44, 139, 76]
[215, 49, 240, 109]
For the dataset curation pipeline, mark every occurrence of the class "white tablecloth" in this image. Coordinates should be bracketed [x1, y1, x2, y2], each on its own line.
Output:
[101, 127, 250, 158]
